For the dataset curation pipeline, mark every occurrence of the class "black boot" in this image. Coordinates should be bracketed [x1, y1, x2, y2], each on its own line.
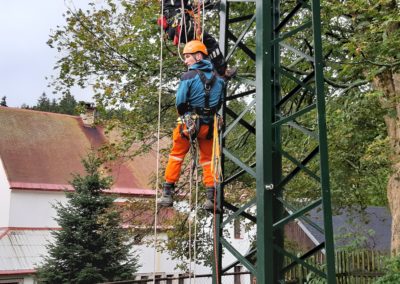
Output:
[204, 187, 216, 211]
[158, 183, 174, 207]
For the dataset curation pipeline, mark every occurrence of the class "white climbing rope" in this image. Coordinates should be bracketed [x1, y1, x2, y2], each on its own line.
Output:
[193, 141, 200, 283]
[153, 1, 165, 283]
[188, 139, 200, 283]
[177, 0, 189, 62]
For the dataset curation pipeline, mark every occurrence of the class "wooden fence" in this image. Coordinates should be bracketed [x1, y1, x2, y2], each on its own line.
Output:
[285, 250, 387, 283]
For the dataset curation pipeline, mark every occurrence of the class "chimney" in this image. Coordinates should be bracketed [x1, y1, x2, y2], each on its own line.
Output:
[80, 102, 97, 127]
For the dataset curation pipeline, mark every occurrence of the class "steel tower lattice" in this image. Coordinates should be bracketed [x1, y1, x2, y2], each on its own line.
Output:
[214, 0, 336, 283]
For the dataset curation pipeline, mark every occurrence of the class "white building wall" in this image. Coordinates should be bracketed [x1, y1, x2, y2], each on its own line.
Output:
[134, 223, 253, 284]
[0, 159, 11, 228]
[3, 186, 254, 284]
[9, 190, 66, 228]
[135, 235, 212, 276]
[23, 277, 35, 284]
[219, 218, 255, 284]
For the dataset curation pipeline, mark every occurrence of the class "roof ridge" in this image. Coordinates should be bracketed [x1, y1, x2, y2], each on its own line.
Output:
[0, 106, 80, 119]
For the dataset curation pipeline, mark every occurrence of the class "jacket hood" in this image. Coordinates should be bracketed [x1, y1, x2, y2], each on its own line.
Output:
[189, 59, 213, 72]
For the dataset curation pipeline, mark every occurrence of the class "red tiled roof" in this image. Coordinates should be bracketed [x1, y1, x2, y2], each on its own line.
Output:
[0, 107, 156, 196]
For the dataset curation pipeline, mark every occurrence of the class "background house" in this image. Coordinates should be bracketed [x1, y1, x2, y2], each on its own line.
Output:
[0, 106, 252, 284]
[285, 206, 392, 253]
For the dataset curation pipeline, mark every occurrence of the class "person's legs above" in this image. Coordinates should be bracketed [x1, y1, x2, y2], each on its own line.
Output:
[203, 32, 237, 80]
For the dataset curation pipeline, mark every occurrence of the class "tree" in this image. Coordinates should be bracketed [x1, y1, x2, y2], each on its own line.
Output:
[327, 92, 389, 208]
[36, 154, 138, 283]
[45, 0, 396, 258]
[320, 0, 400, 253]
[47, 0, 180, 152]
[58, 93, 78, 115]
[34, 92, 52, 112]
[29, 93, 79, 115]
[0, 96, 7, 107]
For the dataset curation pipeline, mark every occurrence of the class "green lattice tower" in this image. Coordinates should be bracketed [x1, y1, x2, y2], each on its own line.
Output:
[214, 0, 336, 283]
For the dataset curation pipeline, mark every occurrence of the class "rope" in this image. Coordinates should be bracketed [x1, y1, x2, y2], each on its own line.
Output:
[177, 0, 205, 61]
[201, 0, 205, 41]
[188, 140, 193, 282]
[177, 0, 189, 62]
[187, 136, 200, 283]
[211, 114, 222, 284]
[191, 0, 204, 42]
[193, 140, 200, 283]
[153, 1, 165, 282]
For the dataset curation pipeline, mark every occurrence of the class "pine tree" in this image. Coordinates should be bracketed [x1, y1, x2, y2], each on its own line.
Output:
[37, 154, 139, 283]
[0, 96, 7, 107]
[58, 93, 78, 115]
[34, 92, 52, 112]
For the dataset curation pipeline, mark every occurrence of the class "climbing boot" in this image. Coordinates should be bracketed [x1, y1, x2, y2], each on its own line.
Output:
[158, 183, 174, 207]
[203, 187, 216, 211]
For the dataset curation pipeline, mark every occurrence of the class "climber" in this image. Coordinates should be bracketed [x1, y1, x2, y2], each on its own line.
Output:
[158, 40, 225, 210]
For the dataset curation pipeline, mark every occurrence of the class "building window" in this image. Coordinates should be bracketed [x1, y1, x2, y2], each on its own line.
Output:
[234, 218, 243, 239]
[234, 265, 242, 284]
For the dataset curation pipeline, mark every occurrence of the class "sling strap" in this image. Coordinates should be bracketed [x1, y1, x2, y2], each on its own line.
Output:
[195, 69, 216, 110]
[194, 69, 217, 139]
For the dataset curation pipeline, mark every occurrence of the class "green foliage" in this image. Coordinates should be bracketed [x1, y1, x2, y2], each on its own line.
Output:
[322, 0, 400, 84]
[33, 93, 54, 112]
[58, 93, 79, 114]
[375, 255, 400, 284]
[327, 91, 390, 208]
[30, 92, 79, 115]
[36, 153, 138, 283]
[47, 0, 180, 149]
[0, 96, 7, 107]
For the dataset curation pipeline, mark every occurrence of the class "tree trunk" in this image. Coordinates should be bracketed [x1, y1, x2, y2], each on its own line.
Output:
[373, 70, 400, 255]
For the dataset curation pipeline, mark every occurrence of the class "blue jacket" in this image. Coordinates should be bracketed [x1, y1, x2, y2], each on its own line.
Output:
[176, 60, 225, 117]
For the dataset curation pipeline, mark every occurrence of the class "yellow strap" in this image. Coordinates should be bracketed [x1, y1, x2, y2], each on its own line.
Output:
[211, 114, 223, 183]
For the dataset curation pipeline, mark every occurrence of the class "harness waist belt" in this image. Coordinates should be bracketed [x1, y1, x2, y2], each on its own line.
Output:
[188, 106, 218, 116]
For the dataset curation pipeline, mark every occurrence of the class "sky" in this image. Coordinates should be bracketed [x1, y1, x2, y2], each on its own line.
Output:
[0, 1, 94, 108]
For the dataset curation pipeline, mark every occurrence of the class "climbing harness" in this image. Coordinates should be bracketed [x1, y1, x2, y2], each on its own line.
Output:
[178, 113, 200, 141]
[194, 69, 218, 139]
[178, 69, 217, 143]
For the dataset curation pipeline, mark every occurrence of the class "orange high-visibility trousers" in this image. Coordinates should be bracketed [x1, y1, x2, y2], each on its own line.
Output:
[165, 123, 214, 187]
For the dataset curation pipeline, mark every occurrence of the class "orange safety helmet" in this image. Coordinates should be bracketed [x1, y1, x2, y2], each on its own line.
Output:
[183, 40, 208, 55]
